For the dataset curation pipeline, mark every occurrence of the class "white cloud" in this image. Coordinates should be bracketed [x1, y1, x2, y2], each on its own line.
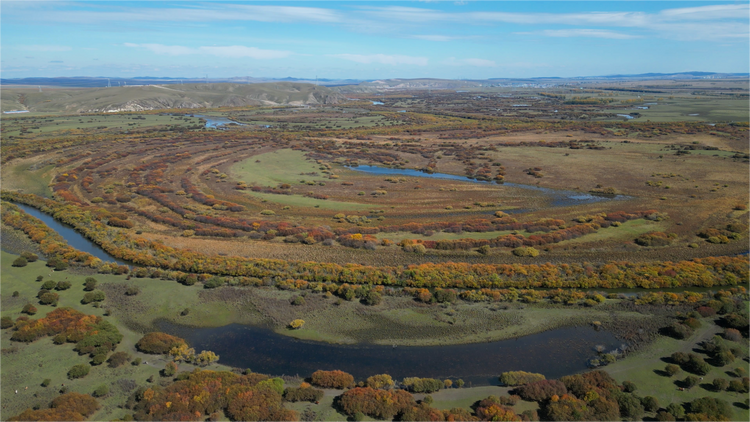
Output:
[659, 4, 749, 21]
[330, 54, 428, 66]
[0, 0, 73, 9]
[6, 1, 748, 53]
[124, 44, 291, 59]
[13, 4, 342, 25]
[198, 46, 290, 59]
[516, 29, 640, 40]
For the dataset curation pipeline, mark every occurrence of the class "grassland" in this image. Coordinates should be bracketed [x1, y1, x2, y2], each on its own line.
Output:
[0, 114, 202, 137]
[604, 97, 750, 123]
[0, 248, 626, 420]
[0, 251, 225, 420]
[230, 149, 324, 187]
[605, 317, 750, 421]
[556, 219, 667, 246]
[1, 81, 748, 421]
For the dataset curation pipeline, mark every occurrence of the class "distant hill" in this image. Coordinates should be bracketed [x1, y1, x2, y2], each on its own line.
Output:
[0, 76, 364, 88]
[0, 82, 344, 113]
[582, 72, 750, 80]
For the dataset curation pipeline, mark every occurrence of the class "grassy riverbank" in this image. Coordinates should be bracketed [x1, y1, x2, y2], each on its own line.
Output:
[2, 250, 747, 421]
[604, 317, 750, 421]
[1, 247, 662, 349]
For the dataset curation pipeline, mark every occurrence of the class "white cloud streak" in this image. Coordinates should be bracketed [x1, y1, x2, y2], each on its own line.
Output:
[330, 54, 428, 66]
[6, 2, 748, 43]
[516, 29, 640, 40]
[10, 4, 342, 25]
[124, 44, 291, 59]
[444, 57, 496, 67]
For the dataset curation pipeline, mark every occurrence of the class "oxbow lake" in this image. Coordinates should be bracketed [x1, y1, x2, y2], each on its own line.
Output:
[156, 321, 621, 386]
[347, 165, 630, 209]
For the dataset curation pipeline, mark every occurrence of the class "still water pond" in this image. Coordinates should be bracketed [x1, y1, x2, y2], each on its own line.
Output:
[192, 114, 244, 129]
[155, 321, 620, 386]
[348, 165, 629, 208]
[14, 203, 129, 266]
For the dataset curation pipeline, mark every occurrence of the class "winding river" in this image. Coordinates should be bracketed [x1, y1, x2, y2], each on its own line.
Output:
[156, 321, 620, 386]
[347, 165, 630, 208]
[13, 203, 129, 266]
[8, 202, 642, 384]
[9, 202, 624, 384]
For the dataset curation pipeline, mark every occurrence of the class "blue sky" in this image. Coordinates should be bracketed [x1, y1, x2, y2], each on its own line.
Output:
[1, 1, 748, 79]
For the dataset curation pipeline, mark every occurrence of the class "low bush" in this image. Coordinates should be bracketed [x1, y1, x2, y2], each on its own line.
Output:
[67, 364, 91, 379]
[515, 379, 567, 401]
[21, 252, 38, 262]
[93, 385, 109, 398]
[12, 256, 28, 267]
[81, 290, 105, 304]
[402, 377, 443, 393]
[284, 386, 324, 402]
[135, 332, 187, 354]
[108, 351, 131, 368]
[500, 371, 545, 386]
[512, 246, 539, 257]
[310, 370, 354, 389]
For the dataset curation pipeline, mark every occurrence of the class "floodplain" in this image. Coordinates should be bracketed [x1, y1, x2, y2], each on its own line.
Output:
[1, 79, 748, 421]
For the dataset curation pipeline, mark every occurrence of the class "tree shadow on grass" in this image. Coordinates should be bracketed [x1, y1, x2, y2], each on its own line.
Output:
[698, 382, 716, 392]
[674, 379, 698, 390]
[653, 369, 671, 377]
[733, 401, 750, 410]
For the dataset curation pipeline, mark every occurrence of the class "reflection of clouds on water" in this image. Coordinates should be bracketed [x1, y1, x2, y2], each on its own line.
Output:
[156, 320, 619, 386]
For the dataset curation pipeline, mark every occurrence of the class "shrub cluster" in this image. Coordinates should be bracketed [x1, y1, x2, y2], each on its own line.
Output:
[500, 371, 546, 386]
[310, 370, 354, 389]
[135, 332, 187, 354]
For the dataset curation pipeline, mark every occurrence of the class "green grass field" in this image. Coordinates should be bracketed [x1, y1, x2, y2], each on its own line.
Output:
[0, 251, 222, 420]
[604, 97, 749, 123]
[235, 114, 395, 129]
[605, 318, 750, 421]
[5, 163, 55, 198]
[230, 149, 375, 210]
[557, 219, 667, 246]
[246, 191, 374, 211]
[230, 149, 323, 187]
[374, 229, 518, 242]
[0, 114, 202, 137]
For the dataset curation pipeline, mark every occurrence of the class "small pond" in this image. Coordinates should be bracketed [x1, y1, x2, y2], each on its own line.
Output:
[155, 321, 621, 386]
[191, 114, 244, 129]
[347, 165, 629, 208]
[13, 203, 129, 266]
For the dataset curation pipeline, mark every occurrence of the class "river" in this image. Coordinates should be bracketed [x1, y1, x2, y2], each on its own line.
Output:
[13, 203, 129, 266]
[155, 321, 621, 386]
[347, 165, 630, 208]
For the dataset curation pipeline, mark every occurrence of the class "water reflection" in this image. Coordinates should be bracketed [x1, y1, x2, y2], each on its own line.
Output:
[14, 203, 129, 266]
[155, 321, 620, 386]
[347, 165, 630, 208]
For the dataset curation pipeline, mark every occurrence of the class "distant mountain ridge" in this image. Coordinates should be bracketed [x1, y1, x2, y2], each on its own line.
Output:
[2, 72, 745, 89]
[0, 76, 365, 88]
[0, 82, 344, 113]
